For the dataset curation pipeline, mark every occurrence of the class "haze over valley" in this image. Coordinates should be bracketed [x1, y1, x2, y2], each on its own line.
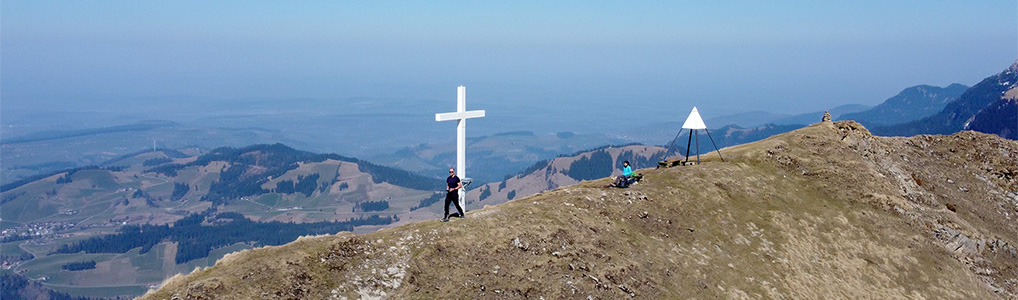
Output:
[2, 2, 1017, 299]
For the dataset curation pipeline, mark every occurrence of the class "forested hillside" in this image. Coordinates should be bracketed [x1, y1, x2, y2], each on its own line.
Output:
[874, 63, 1018, 137]
[53, 210, 395, 264]
[968, 87, 1018, 140]
[0, 144, 446, 298]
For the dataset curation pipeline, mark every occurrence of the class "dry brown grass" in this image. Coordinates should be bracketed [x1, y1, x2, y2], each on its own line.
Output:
[140, 121, 1018, 299]
[467, 145, 666, 207]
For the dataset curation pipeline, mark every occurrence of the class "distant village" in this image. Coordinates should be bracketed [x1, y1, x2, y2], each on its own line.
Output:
[1, 217, 126, 272]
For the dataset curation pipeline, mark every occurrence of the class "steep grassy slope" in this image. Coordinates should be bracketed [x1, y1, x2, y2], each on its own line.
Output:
[142, 121, 1018, 299]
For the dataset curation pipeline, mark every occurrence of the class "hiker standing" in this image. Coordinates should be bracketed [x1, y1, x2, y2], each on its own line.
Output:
[443, 168, 465, 222]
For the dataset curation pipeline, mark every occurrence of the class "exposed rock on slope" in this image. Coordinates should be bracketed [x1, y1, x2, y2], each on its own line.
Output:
[141, 121, 1018, 299]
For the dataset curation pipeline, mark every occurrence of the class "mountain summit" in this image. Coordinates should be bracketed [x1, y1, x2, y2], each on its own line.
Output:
[142, 121, 1018, 299]
[874, 62, 1018, 138]
[840, 83, 968, 127]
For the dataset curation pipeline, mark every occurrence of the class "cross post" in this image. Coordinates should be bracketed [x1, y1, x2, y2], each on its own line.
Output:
[435, 86, 485, 211]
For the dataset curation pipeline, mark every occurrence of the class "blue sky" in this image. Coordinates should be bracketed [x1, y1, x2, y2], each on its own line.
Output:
[2, 1, 1016, 115]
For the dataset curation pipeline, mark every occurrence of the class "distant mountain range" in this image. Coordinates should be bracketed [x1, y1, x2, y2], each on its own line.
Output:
[704, 111, 789, 128]
[466, 144, 667, 206]
[698, 83, 970, 131]
[873, 62, 1018, 138]
[2, 144, 445, 227]
[704, 104, 871, 128]
[637, 61, 1016, 145]
[370, 130, 631, 184]
[772, 104, 872, 126]
[840, 84, 968, 127]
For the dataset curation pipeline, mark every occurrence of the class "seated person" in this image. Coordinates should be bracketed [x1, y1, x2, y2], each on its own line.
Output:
[614, 160, 636, 187]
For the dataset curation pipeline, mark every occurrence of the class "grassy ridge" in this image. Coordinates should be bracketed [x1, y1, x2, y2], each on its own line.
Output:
[142, 122, 1018, 299]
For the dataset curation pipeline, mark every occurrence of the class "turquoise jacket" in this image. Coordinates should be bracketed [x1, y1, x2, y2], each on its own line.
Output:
[622, 165, 633, 177]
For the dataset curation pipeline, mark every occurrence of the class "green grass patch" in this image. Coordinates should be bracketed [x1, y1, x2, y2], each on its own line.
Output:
[73, 170, 121, 190]
[146, 181, 175, 199]
[68, 200, 116, 224]
[128, 242, 164, 271]
[1, 241, 30, 257]
[1, 195, 58, 222]
[44, 283, 149, 299]
[195, 172, 220, 193]
[255, 194, 281, 207]
[237, 210, 286, 221]
[22, 230, 111, 256]
[172, 168, 201, 185]
[73, 188, 106, 198]
[311, 163, 340, 183]
[19, 253, 117, 284]
[129, 242, 169, 284]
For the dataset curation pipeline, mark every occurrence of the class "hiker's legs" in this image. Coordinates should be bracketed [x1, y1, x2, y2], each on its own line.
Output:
[451, 192, 464, 217]
[443, 192, 455, 218]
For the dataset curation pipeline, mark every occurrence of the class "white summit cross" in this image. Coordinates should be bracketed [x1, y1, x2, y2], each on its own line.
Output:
[435, 86, 485, 211]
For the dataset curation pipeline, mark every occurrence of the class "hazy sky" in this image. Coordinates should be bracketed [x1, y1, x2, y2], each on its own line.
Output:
[3, 1, 1016, 115]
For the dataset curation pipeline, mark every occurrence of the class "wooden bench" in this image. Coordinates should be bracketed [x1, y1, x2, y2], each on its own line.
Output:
[658, 159, 698, 168]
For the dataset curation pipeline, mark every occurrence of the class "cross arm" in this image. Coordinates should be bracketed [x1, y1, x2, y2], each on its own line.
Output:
[435, 110, 486, 121]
